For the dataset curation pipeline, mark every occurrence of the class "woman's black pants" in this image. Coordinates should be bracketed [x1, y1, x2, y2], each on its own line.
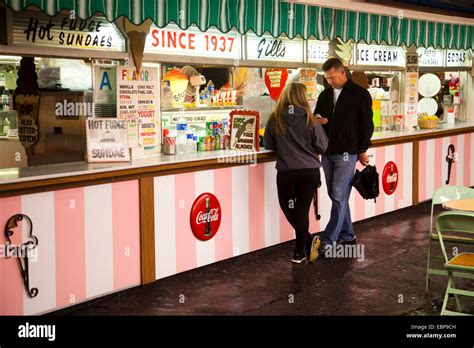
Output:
[276, 168, 320, 254]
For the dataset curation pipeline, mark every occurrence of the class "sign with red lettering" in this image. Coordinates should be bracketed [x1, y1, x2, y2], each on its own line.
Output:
[117, 66, 160, 155]
[264, 68, 288, 101]
[145, 24, 240, 59]
[190, 193, 222, 241]
[382, 161, 398, 195]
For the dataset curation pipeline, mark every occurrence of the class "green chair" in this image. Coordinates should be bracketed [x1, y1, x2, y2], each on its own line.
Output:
[435, 211, 474, 316]
[426, 186, 474, 291]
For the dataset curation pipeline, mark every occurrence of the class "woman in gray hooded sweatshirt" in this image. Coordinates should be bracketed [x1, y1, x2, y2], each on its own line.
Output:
[264, 82, 328, 264]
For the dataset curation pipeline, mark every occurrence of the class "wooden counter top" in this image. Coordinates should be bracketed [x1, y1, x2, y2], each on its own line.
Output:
[0, 150, 276, 197]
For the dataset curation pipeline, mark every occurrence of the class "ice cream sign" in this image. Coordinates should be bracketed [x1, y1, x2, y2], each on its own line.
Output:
[145, 24, 240, 59]
[356, 44, 405, 66]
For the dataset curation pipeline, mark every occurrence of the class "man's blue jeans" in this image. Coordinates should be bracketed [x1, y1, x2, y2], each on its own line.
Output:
[321, 154, 358, 245]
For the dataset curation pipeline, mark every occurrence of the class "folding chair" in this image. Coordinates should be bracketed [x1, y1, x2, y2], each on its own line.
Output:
[426, 186, 474, 291]
[435, 211, 474, 316]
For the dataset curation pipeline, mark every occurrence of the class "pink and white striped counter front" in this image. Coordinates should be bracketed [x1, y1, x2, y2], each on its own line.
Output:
[0, 181, 141, 315]
[418, 133, 474, 202]
[153, 142, 414, 280]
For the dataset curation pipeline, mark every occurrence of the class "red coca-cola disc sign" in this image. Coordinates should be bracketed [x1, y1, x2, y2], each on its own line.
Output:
[382, 161, 399, 195]
[190, 193, 222, 241]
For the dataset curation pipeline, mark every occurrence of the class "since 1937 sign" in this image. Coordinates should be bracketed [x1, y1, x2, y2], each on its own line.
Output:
[145, 24, 240, 59]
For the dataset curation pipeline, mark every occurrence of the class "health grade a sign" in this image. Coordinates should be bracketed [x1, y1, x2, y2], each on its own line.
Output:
[145, 24, 240, 59]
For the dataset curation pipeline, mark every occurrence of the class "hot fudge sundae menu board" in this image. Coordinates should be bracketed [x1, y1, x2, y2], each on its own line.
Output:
[229, 110, 260, 151]
[86, 118, 130, 162]
[117, 66, 160, 156]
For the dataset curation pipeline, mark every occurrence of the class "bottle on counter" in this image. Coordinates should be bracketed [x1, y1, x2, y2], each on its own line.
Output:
[198, 137, 206, 151]
[222, 118, 229, 135]
[1, 90, 9, 111]
[176, 123, 188, 145]
[3, 117, 10, 136]
[207, 80, 214, 96]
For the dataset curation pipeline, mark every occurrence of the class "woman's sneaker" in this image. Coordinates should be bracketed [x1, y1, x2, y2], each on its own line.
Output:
[306, 235, 321, 263]
[291, 251, 307, 264]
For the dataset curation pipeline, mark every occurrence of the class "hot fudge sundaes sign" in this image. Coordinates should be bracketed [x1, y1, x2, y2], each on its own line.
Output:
[85, 118, 130, 162]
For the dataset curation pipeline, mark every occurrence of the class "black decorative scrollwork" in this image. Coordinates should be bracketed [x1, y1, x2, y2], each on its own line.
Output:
[445, 144, 456, 185]
[4, 214, 38, 298]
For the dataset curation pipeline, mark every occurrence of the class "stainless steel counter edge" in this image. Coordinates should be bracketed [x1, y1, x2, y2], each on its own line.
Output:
[0, 149, 275, 185]
[0, 120, 473, 187]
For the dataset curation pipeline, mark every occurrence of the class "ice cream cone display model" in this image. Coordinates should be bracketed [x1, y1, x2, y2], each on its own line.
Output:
[15, 57, 40, 151]
[328, 38, 353, 66]
[162, 70, 189, 108]
[124, 18, 153, 74]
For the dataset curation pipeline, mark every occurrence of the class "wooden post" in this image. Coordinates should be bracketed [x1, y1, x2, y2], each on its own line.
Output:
[139, 176, 156, 284]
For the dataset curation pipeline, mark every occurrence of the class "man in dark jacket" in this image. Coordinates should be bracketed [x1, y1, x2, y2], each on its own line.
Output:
[314, 58, 374, 253]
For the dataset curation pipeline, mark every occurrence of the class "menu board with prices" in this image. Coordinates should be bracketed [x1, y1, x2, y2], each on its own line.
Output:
[117, 66, 160, 155]
[299, 69, 318, 100]
[405, 71, 419, 130]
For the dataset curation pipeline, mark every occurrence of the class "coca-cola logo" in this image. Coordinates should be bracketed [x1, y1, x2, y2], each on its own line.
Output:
[382, 161, 399, 195]
[190, 193, 222, 241]
[196, 208, 220, 225]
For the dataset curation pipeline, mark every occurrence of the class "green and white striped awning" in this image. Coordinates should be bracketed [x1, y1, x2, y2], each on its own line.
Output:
[2, 0, 473, 49]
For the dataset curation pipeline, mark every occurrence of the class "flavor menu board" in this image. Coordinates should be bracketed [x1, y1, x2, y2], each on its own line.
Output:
[117, 66, 160, 156]
[405, 53, 419, 130]
[299, 68, 318, 100]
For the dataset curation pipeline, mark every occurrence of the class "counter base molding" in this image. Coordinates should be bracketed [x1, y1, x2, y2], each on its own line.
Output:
[153, 143, 413, 280]
[418, 133, 474, 203]
[0, 180, 140, 315]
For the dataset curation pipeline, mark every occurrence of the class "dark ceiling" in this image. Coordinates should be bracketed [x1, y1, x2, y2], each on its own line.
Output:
[368, 0, 474, 18]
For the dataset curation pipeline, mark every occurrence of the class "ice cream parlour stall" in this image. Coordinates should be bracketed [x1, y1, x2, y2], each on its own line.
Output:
[0, 4, 143, 315]
[142, 24, 318, 282]
[309, 38, 474, 209]
[0, 0, 473, 316]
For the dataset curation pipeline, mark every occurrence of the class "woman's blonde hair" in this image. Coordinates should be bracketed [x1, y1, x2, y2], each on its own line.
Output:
[269, 82, 316, 134]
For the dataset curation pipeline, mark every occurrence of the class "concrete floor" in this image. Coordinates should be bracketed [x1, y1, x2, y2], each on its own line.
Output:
[54, 201, 474, 316]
